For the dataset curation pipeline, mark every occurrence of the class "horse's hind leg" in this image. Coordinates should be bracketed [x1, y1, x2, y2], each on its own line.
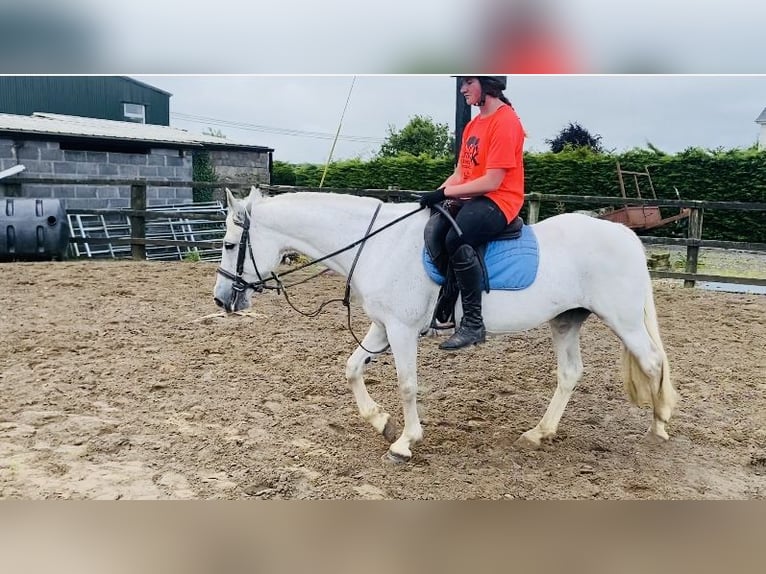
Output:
[345, 322, 397, 442]
[517, 309, 590, 449]
[618, 327, 674, 442]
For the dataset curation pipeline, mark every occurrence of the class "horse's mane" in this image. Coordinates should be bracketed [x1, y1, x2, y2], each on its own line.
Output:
[265, 191, 419, 218]
[271, 191, 380, 208]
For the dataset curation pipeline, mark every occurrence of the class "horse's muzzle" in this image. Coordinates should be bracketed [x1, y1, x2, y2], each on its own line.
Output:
[213, 297, 233, 313]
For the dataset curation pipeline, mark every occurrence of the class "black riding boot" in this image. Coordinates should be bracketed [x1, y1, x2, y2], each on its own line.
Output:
[439, 244, 487, 350]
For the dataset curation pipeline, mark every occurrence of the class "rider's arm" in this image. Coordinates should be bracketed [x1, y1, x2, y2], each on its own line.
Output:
[439, 165, 463, 188]
[443, 168, 506, 198]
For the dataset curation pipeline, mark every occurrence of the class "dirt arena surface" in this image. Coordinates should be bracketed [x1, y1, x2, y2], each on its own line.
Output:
[1, 260, 764, 499]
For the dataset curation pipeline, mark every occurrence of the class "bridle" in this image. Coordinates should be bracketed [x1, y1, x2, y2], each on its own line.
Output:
[216, 212, 275, 311]
[216, 201, 429, 353]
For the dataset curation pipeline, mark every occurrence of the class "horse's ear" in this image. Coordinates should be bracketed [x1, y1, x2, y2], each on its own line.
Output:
[225, 188, 238, 209]
[247, 185, 264, 204]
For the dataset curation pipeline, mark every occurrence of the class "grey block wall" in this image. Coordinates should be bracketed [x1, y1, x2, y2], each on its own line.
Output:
[208, 149, 270, 183]
[0, 138, 193, 209]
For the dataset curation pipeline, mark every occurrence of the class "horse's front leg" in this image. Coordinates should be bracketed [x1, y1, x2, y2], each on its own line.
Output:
[345, 322, 398, 442]
[383, 321, 423, 463]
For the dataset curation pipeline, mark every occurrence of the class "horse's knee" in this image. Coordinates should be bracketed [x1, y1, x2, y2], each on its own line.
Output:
[397, 380, 417, 402]
[344, 362, 360, 382]
[345, 351, 367, 381]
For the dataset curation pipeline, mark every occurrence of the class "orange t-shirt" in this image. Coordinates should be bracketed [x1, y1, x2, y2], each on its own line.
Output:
[458, 104, 525, 222]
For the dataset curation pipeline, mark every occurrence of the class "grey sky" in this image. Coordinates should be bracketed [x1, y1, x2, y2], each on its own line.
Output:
[134, 75, 766, 164]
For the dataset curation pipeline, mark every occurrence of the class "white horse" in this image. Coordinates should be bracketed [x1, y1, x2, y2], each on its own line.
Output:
[213, 186, 678, 463]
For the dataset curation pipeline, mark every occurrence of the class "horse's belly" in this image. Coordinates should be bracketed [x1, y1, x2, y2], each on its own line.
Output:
[457, 288, 578, 334]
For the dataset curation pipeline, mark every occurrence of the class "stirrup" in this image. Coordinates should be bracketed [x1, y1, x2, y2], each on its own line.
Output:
[430, 317, 455, 331]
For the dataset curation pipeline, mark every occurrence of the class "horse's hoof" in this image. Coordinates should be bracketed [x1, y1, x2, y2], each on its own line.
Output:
[514, 434, 542, 450]
[643, 430, 669, 445]
[383, 449, 411, 464]
[382, 419, 399, 443]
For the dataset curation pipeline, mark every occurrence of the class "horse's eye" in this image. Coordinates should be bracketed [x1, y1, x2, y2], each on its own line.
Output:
[224, 242, 236, 250]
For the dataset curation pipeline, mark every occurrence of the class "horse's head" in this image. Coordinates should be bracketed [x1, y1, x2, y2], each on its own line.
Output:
[213, 186, 279, 313]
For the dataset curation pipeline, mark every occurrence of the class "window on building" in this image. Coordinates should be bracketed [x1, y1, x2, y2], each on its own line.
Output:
[123, 103, 146, 124]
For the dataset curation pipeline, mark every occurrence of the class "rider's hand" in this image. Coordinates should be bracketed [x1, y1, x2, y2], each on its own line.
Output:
[419, 188, 446, 208]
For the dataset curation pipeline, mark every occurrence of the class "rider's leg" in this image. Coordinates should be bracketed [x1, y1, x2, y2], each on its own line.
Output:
[439, 197, 507, 351]
[439, 243, 487, 349]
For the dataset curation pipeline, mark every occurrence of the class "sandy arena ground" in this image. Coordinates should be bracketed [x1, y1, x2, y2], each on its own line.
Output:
[0, 260, 764, 499]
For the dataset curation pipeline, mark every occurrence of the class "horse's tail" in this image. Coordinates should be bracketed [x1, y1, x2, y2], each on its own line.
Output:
[621, 284, 678, 423]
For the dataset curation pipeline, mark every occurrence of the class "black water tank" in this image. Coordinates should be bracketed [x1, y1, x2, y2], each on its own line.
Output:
[0, 198, 70, 261]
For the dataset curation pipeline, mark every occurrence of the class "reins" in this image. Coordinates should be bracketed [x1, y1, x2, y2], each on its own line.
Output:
[217, 201, 427, 354]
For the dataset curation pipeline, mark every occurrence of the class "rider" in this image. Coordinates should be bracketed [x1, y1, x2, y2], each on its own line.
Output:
[419, 76, 526, 350]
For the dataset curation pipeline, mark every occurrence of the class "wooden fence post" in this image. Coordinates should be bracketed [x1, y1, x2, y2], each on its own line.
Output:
[527, 196, 540, 224]
[684, 207, 703, 287]
[130, 183, 146, 260]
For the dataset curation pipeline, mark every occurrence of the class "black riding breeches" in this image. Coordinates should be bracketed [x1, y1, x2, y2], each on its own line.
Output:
[444, 196, 508, 256]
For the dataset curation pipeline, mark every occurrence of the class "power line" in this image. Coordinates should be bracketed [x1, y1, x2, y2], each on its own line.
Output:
[170, 112, 386, 144]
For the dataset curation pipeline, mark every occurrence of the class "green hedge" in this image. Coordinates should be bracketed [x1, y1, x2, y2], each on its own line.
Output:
[273, 148, 766, 242]
[277, 155, 455, 190]
[523, 147, 766, 242]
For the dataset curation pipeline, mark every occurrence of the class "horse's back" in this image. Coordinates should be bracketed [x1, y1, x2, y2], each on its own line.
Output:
[533, 211, 639, 240]
[530, 213, 650, 310]
[533, 213, 645, 265]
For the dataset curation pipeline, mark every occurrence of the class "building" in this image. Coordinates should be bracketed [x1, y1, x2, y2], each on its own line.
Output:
[0, 112, 273, 209]
[0, 76, 274, 208]
[757, 107, 766, 150]
[0, 76, 170, 125]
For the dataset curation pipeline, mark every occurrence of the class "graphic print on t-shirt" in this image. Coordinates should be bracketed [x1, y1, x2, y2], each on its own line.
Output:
[463, 135, 480, 172]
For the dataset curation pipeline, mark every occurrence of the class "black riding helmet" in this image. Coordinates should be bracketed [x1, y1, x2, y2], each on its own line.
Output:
[452, 75, 506, 87]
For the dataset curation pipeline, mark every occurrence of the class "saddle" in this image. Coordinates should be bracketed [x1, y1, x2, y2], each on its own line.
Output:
[424, 210, 525, 327]
[424, 211, 524, 293]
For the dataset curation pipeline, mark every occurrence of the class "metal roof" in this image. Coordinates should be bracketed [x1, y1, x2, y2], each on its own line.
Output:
[0, 112, 273, 151]
[756, 107, 766, 124]
[120, 76, 173, 97]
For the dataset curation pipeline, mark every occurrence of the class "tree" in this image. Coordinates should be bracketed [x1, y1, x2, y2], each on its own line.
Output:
[545, 122, 604, 153]
[192, 150, 217, 202]
[271, 160, 296, 185]
[202, 127, 227, 139]
[378, 115, 454, 158]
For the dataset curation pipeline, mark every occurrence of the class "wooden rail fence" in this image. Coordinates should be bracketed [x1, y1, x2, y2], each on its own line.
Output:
[525, 192, 766, 288]
[4, 176, 765, 288]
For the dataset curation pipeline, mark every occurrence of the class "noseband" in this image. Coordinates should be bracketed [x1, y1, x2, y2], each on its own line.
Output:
[216, 214, 281, 311]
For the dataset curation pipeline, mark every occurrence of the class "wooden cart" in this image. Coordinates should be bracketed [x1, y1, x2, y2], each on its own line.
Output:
[598, 162, 690, 231]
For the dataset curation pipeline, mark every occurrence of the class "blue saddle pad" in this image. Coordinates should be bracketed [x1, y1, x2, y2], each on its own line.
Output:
[422, 225, 539, 291]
